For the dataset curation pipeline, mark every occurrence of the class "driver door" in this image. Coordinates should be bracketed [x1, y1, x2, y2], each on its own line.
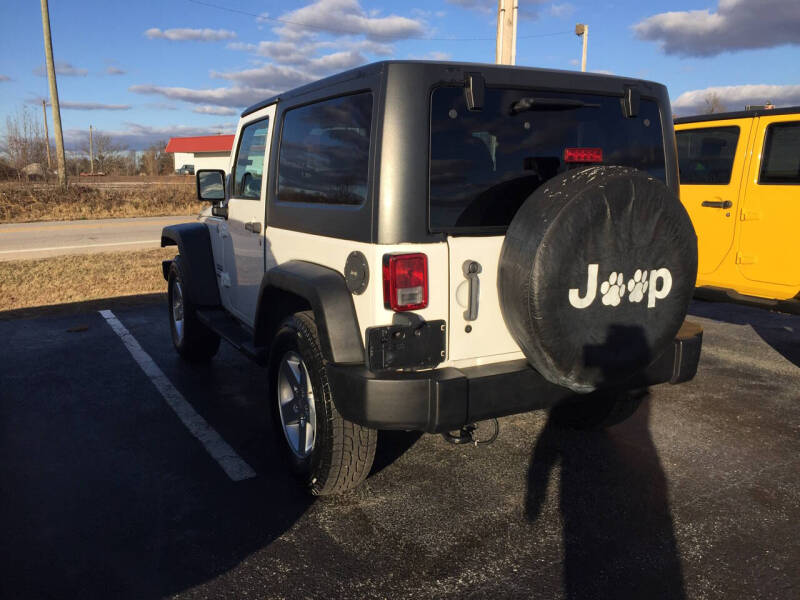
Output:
[224, 105, 276, 325]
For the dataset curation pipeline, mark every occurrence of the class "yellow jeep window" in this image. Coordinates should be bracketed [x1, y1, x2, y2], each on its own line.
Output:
[759, 122, 800, 185]
[676, 126, 739, 185]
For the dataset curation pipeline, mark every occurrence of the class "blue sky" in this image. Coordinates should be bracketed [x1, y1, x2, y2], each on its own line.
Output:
[1, 0, 798, 150]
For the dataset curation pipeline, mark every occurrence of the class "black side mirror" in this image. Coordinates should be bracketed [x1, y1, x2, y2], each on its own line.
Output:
[196, 169, 226, 202]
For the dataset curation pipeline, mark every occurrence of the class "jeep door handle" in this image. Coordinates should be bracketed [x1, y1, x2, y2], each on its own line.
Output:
[462, 260, 482, 321]
[244, 221, 262, 234]
[701, 200, 732, 209]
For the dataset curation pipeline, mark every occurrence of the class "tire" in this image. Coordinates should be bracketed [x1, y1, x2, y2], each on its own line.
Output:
[167, 255, 220, 362]
[269, 311, 377, 496]
[551, 390, 646, 430]
[498, 166, 697, 393]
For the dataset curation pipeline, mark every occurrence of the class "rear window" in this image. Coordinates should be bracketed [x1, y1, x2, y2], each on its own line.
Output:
[759, 121, 800, 185]
[277, 92, 372, 205]
[676, 126, 739, 185]
[429, 87, 666, 232]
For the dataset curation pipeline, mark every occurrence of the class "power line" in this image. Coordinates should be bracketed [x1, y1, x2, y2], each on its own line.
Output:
[187, 0, 571, 42]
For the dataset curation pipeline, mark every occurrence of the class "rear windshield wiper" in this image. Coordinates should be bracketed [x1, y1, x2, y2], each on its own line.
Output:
[509, 97, 600, 115]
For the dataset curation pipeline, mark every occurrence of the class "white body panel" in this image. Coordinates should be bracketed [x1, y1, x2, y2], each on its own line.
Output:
[265, 227, 449, 348]
[446, 235, 523, 365]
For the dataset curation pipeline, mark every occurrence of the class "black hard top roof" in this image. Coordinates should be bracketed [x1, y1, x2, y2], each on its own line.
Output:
[674, 105, 800, 124]
[241, 59, 663, 118]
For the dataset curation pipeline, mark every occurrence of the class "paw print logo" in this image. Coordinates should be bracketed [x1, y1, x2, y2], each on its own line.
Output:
[627, 269, 649, 303]
[600, 272, 626, 306]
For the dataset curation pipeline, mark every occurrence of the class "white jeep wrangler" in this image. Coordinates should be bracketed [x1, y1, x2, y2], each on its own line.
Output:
[161, 61, 703, 495]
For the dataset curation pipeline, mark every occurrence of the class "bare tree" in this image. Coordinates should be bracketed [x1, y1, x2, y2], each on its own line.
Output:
[3, 106, 51, 178]
[702, 92, 726, 115]
[79, 131, 127, 174]
[141, 140, 171, 175]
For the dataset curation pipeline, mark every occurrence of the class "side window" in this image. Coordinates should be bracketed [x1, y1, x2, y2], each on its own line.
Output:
[233, 118, 269, 199]
[676, 126, 739, 185]
[277, 92, 372, 205]
[759, 122, 800, 185]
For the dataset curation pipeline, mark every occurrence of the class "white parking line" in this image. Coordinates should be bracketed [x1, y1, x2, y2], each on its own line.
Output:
[0, 239, 161, 254]
[99, 309, 256, 481]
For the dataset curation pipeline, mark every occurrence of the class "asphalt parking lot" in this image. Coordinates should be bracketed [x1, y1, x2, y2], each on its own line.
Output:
[1, 298, 798, 599]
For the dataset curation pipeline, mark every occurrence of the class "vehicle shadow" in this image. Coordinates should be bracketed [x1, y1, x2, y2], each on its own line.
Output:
[370, 430, 423, 477]
[689, 299, 800, 367]
[525, 326, 686, 599]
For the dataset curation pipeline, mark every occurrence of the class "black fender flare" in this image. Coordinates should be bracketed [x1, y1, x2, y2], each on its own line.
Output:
[255, 260, 364, 365]
[161, 223, 220, 307]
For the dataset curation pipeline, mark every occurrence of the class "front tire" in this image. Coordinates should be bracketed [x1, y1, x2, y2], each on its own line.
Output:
[269, 311, 376, 495]
[167, 256, 220, 362]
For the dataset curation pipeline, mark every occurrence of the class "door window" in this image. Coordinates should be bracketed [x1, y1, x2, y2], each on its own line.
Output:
[759, 122, 800, 185]
[676, 127, 739, 185]
[232, 118, 269, 199]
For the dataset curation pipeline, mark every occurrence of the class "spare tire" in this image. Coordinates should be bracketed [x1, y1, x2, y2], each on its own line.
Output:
[498, 166, 697, 393]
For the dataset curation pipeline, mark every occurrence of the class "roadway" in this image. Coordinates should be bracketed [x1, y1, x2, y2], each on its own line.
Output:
[0, 215, 196, 261]
[0, 298, 798, 598]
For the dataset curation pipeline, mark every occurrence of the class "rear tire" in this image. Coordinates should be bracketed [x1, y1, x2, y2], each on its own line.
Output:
[551, 390, 646, 430]
[167, 256, 220, 362]
[269, 311, 377, 495]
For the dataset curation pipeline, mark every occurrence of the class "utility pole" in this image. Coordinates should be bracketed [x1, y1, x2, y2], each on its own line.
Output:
[39, 0, 67, 187]
[495, 0, 519, 65]
[575, 23, 588, 72]
[41, 99, 52, 170]
[89, 124, 94, 175]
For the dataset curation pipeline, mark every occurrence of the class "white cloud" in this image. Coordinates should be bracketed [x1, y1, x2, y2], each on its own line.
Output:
[61, 101, 132, 111]
[210, 63, 316, 89]
[634, 0, 800, 57]
[34, 61, 87, 77]
[144, 28, 237, 42]
[446, 0, 492, 14]
[106, 66, 126, 75]
[274, 0, 425, 41]
[549, 3, 574, 18]
[672, 84, 800, 114]
[130, 84, 274, 108]
[133, 1, 422, 111]
[193, 105, 239, 116]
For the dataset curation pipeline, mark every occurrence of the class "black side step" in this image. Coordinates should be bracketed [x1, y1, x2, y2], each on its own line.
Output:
[196, 308, 268, 364]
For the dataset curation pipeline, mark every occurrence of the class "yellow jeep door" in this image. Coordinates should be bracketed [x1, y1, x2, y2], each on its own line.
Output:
[676, 119, 753, 275]
[739, 116, 800, 291]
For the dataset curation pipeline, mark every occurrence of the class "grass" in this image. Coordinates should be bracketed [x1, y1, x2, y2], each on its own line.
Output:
[0, 247, 175, 312]
[0, 181, 204, 223]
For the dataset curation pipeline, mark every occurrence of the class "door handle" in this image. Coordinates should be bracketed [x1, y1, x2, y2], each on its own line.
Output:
[244, 221, 262, 234]
[701, 200, 733, 209]
[462, 260, 482, 321]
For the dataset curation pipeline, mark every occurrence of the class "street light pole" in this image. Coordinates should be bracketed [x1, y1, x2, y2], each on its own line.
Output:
[575, 23, 588, 72]
[39, 0, 67, 187]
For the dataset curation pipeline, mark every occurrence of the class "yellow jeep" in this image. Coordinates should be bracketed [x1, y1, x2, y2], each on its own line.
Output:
[675, 107, 800, 309]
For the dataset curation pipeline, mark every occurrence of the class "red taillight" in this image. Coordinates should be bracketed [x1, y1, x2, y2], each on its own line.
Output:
[383, 253, 428, 312]
[564, 147, 603, 163]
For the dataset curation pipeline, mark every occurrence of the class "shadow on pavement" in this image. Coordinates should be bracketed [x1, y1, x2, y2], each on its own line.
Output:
[0, 292, 165, 320]
[689, 299, 800, 367]
[526, 400, 685, 599]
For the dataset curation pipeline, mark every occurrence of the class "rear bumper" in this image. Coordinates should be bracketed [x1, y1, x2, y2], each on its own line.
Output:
[328, 320, 703, 433]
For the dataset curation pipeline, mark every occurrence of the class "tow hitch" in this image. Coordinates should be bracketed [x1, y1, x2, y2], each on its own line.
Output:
[442, 419, 499, 446]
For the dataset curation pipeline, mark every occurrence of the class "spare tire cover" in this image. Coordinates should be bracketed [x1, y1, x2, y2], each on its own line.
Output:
[498, 166, 697, 393]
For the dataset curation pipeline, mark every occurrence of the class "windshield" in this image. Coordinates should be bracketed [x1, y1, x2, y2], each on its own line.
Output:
[429, 86, 666, 232]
